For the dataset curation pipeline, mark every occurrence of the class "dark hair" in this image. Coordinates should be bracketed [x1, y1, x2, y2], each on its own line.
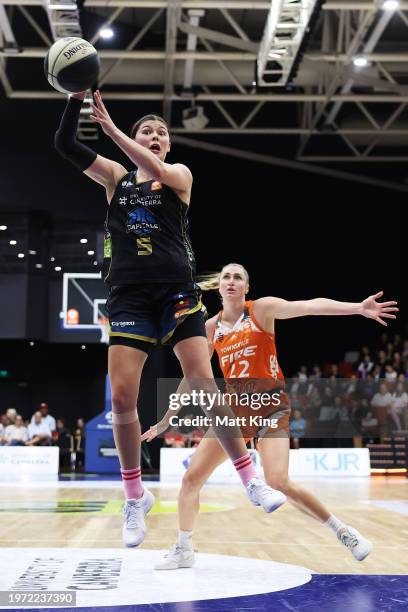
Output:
[130, 114, 169, 139]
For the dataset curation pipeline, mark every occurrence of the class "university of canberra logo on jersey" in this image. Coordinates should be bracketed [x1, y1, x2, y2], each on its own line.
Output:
[126, 207, 160, 236]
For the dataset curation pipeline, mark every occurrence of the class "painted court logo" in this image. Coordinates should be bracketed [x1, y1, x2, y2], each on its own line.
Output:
[0, 548, 312, 606]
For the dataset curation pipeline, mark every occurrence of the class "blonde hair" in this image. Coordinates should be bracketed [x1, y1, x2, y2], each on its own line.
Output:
[197, 263, 249, 292]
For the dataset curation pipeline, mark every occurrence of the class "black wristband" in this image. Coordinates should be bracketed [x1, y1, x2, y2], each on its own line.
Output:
[54, 97, 97, 171]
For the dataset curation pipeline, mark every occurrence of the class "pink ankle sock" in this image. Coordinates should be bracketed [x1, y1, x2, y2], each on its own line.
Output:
[121, 467, 143, 500]
[233, 454, 258, 487]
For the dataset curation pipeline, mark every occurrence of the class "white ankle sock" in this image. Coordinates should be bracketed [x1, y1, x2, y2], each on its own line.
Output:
[178, 530, 193, 548]
[325, 514, 346, 535]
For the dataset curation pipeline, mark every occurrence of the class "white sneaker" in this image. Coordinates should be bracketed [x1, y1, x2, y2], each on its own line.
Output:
[337, 526, 373, 561]
[246, 477, 286, 513]
[122, 488, 155, 548]
[154, 543, 195, 570]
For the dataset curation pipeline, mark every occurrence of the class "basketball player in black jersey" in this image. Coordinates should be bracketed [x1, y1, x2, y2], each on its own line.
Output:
[54, 90, 285, 548]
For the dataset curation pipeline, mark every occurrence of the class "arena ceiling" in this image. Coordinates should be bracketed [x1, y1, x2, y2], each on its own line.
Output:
[1, 0, 408, 191]
[1, 1, 408, 274]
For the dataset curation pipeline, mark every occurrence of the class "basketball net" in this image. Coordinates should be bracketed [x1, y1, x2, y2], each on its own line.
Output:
[98, 316, 109, 345]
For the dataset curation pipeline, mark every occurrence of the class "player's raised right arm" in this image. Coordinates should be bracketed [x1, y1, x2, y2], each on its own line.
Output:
[54, 91, 127, 201]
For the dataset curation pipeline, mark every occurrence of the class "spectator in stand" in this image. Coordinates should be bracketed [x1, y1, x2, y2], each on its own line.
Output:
[297, 366, 309, 395]
[372, 364, 382, 382]
[304, 376, 320, 404]
[73, 418, 85, 470]
[386, 342, 395, 361]
[392, 352, 403, 375]
[55, 418, 72, 469]
[298, 365, 308, 383]
[327, 374, 340, 395]
[30, 403, 56, 433]
[371, 382, 393, 435]
[334, 396, 349, 422]
[289, 377, 301, 410]
[74, 418, 85, 442]
[27, 411, 51, 446]
[56, 418, 71, 443]
[385, 364, 397, 385]
[358, 355, 374, 379]
[402, 340, 408, 360]
[350, 398, 368, 431]
[0, 413, 9, 444]
[362, 374, 377, 400]
[290, 409, 306, 449]
[310, 395, 322, 418]
[6, 408, 17, 425]
[375, 350, 388, 377]
[333, 364, 340, 378]
[359, 345, 371, 361]
[334, 396, 356, 437]
[390, 382, 408, 431]
[4, 415, 28, 446]
[344, 375, 359, 401]
[310, 365, 323, 393]
[319, 387, 337, 421]
[312, 364, 322, 380]
[361, 411, 379, 437]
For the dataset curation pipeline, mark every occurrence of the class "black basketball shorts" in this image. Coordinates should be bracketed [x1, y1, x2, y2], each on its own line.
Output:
[106, 282, 207, 354]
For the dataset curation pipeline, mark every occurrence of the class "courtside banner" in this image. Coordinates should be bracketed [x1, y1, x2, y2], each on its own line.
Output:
[160, 448, 370, 482]
[287, 448, 371, 477]
[0, 447, 59, 478]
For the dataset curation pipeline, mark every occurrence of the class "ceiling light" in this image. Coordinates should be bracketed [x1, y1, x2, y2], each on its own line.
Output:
[80, 238, 88, 244]
[48, 4, 77, 10]
[18, 253, 25, 258]
[100, 28, 114, 39]
[0, 225, 7, 231]
[10, 240, 17, 245]
[55, 266, 62, 271]
[88, 250, 95, 255]
[50, 256, 55, 262]
[35, 263, 43, 269]
[353, 56, 368, 68]
[382, 0, 399, 10]
[29, 250, 37, 255]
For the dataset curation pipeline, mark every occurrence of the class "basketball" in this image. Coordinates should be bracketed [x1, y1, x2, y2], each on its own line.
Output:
[44, 37, 100, 94]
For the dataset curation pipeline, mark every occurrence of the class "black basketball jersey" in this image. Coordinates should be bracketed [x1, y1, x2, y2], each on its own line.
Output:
[102, 170, 196, 284]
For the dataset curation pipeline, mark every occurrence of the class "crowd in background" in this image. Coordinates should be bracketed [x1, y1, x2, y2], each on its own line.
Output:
[287, 332, 408, 445]
[164, 331, 408, 448]
[1, 332, 407, 454]
[0, 402, 85, 468]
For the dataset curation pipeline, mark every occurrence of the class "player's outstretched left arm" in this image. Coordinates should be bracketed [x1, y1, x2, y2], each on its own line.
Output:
[256, 291, 398, 327]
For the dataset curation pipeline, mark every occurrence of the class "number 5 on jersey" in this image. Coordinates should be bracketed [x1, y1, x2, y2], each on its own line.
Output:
[137, 237, 152, 256]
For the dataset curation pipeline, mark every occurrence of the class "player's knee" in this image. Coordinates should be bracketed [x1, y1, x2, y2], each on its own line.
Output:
[111, 388, 138, 414]
[267, 474, 290, 494]
[182, 468, 203, 492]
[183, 366, 213, 382]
